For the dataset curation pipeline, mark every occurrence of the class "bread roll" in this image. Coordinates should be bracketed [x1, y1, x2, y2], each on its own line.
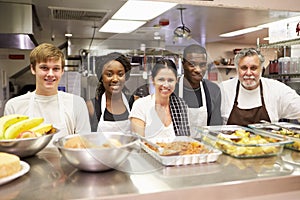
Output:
[0, 152, 21, 178]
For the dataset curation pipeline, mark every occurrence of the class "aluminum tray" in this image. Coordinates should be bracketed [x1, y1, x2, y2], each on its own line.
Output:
[196, 125, 292, 158]
[140, 136, 222, 166]
[248, 122, 300, 152]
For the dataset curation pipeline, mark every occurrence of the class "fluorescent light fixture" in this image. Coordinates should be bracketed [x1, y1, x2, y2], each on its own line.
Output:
[65, 33, 73, 37]
[112, 1, 177, 21]
[99, 19, 146, 33]
[263, 37, 269, 41]
[220, 27, 264, 37]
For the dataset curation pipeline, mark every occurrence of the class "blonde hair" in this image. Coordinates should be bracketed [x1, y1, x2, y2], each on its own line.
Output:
[30, 43, 65, 70]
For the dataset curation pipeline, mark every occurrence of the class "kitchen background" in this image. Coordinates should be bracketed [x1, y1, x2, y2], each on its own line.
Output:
[1, 0, 300, 115]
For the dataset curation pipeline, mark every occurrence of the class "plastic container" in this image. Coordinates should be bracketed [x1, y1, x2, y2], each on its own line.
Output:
[248, 122, 300, 152]
[196, 125, 292, 158]
[268, 60, 279, 74]
[278, 57, 291, 74]
[290, 57, 299, 74]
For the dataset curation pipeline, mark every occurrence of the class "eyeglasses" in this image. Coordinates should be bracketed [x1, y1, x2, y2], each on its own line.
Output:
[183, 59, 207, 68]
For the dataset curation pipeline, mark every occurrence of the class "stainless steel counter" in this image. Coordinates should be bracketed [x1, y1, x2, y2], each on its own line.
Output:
[2, 147, 300, 200]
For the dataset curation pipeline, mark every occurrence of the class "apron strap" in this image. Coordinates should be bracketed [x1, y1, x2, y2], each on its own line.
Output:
[100, 92, 130, 122]
[202, 80, 212, 125]
[234, 81, 240, 105]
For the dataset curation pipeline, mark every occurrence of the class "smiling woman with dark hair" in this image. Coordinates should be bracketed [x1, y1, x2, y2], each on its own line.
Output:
[129, 58, 190, 138]
[86, 52, 132, 132]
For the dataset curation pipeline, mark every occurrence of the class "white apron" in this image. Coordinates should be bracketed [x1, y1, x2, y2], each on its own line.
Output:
[96, 93, 131, 134]
[179, 75, 208, 127]
[145, 95, 176, 139]
[28, 91, 68, 147]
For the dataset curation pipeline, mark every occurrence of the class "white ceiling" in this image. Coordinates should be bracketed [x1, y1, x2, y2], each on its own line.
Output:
[2, 0, 300, 55]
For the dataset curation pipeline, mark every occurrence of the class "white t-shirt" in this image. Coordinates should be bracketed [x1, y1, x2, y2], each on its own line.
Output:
[220, 77, 300, 124]
[4, 91, 91, 146]
[129, 95, 176, 139]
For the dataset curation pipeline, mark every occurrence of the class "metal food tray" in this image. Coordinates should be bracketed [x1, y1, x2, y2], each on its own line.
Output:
[140, 136, 222, 166]
[248, 122, 300, 152]
[196, 125, 292, 158]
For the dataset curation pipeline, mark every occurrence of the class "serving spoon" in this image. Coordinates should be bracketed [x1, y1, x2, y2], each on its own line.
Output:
[202, 128, 242, 140]
[130, 132, 180, 156]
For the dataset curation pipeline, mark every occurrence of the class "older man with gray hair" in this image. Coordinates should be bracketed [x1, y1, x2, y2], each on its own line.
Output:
[220, 48, 300, 126]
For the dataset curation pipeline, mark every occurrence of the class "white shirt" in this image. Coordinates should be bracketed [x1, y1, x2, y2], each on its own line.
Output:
[4, 91, 91, 146]
[129, 95, 176, 139]
[220, 77, 300, 124]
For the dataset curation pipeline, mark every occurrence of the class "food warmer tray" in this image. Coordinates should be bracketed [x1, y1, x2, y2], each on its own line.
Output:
[140, 136, 222, 166]
[194, 125, 292, 158]
[248, 122, 300, 152]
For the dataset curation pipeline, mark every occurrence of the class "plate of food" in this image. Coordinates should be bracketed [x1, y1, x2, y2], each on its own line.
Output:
[0, 153, 30, 185]
[140, 136, 222, 166]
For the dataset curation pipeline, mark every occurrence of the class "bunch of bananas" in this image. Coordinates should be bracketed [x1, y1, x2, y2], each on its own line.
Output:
[0, 114, 53, 139]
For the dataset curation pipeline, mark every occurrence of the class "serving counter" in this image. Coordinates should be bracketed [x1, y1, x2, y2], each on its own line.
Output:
[1, 147, 300, 200]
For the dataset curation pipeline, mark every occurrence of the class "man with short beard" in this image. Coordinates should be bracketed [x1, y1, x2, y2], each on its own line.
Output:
[220, 48, 300, 126]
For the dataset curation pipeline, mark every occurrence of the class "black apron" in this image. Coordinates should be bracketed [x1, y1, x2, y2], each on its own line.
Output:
[227, 80, 271, 126]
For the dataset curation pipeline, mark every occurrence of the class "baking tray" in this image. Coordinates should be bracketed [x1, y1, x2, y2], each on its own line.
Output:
[248, 122, 300, 152]
[140, 136, 222, 166]
[195, 125, 292, 158]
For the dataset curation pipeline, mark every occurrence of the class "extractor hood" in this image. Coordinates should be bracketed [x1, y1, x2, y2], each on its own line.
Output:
[0, 2, 36, 49]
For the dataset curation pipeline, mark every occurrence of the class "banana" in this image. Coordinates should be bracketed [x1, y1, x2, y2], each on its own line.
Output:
[4, 117, 44, 139]
[29, 123, 53, 136]
[0, 114, 29, 138]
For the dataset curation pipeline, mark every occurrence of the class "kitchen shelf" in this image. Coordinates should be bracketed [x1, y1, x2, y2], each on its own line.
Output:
[264, 73, 300, 79]
[215, 65, 235, 69]
[214, 65, 236, 75]
[260, 38, 300, 48]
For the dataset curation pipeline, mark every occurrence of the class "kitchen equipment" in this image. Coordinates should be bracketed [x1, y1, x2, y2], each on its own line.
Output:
[220, 58, 230, 65]
[290, 57, 299, 74]
[278, 57, 290, 74]
[53, 132, 138, 172]
[0, 128, 58, 157]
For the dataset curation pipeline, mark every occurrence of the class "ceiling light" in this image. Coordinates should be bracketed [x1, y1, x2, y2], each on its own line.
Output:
[112, 1, 177, 21]
[99, 19, 146, 33]
[65, 33, 73, 37]
[219, 27, 263, 37]
[174, 8, 191, 38]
